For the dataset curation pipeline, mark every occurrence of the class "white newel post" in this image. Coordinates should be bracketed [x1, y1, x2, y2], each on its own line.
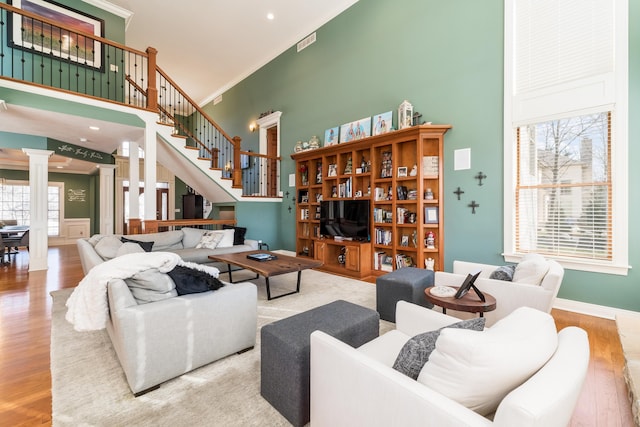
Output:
[143, 125, 157, 221]
[22, 148, 53, 271]
[99, 165, 117, 234]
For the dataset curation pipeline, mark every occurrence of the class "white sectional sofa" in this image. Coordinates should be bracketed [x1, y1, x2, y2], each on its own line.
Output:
[77, 227, 259, 274]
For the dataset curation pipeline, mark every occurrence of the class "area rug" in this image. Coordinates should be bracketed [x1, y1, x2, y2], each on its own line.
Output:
[51, 268, 392, 426]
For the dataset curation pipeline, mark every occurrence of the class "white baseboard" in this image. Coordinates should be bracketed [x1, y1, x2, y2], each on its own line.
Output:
[554, 297, 640, 320]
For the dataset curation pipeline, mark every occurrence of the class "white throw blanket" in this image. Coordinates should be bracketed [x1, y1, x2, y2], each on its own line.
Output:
[66, 252, 181, 332]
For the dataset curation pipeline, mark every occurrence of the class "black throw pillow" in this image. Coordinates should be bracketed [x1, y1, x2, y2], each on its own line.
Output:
[223, 225, 247, 246]
[120, 236, 154, 252]
[167, 265, 225, 295]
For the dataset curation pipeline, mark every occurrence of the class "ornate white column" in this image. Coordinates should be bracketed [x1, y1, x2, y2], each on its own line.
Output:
[129, 141, 140, 220]
[98, 165, 117, 234]
[143, 124, 157, 220]
[22, 148, 53, 271]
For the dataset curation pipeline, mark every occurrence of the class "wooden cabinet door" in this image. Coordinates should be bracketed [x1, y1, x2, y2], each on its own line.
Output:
[314, 241, 325, 262]
[345, 245, 360, 271]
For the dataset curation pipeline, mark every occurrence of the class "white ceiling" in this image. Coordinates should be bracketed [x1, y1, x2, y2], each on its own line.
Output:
[105, 0, 359, 105]
[0, 0, 358, 173]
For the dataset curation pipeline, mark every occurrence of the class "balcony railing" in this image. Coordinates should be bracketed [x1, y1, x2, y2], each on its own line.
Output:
[0, 2, 279, 198]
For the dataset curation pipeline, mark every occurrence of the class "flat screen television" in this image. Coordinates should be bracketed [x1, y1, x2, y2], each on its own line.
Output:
[320, 200, 370, 241]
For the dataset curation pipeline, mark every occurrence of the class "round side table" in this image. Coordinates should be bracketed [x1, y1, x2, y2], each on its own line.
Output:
[425, 286, 496, 317]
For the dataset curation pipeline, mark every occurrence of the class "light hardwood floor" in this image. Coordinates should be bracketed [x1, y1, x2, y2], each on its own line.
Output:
[0, 245, 634, 426]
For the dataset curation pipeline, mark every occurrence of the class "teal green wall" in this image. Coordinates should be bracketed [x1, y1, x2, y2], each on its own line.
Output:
[0, 168, 97, 221]
[204, 0, 639, 312]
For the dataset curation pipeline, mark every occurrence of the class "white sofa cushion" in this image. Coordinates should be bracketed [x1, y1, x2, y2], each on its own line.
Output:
[216, 228, 235, 248]
[512, 253, 549, 285]
[94, 235, 123, 260]
[116, 242, 146, 257]
[181, 227, 207, 249]
[418, 306, 558, 416]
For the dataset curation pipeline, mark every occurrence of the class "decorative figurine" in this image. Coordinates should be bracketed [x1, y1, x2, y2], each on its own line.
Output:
[294, 141, 303, 153]
[425, 231, 435, 249]
[409, 164, 418, 176]
[425, 258, 435, 271]
[332, 186, 338, 198]
[387, 186, 393, 200]
[361, 156, 367, 172]
[412, 230, 418, 248]
[309, 135, 320, 150]
[344, 156, 352, 174]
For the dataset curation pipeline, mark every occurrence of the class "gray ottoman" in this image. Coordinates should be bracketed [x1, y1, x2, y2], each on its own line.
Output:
[260, 300, 379, 427]
[376, 267, 434, 322]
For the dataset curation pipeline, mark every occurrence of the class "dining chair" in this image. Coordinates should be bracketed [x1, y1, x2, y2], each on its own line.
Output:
[3, 230, 29, 261]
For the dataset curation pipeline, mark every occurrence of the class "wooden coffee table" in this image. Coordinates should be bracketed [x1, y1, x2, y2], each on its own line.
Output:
[208, 251, 322, 300]
[425, 286, 497, 317]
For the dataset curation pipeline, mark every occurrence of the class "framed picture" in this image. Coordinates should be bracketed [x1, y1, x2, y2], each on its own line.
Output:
[328, 164, 337, 177]
[324, 127, 339, 146]
[397, 166, 408, 177]
[8, 0, 105, 70]
[424, 206, 439, 224]
[401, 235, 409, 247]
[372, 111, 392, 136]
[340, 116, 371, 143]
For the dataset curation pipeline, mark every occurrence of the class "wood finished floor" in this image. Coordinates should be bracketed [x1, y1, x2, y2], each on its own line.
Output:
[0, 245, 634, 426]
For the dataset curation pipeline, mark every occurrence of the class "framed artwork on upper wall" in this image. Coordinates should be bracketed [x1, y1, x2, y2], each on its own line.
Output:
[8, 0, 105, 70]
[372, 111, 392, 136]
[324, 127, 339, 146]
[340, 116, 371, 143]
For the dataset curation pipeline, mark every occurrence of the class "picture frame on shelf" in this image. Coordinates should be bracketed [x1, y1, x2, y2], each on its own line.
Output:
[324, 127, 339, 146]
[8, 0, 105, 70]
[328, 164, 338, 177]
[372, 111, 392, 136]
[424, 206, 439, 224]
[397, 166, 408, 177]
[401, 235, 409, 247]
[340, 116, 372, 143]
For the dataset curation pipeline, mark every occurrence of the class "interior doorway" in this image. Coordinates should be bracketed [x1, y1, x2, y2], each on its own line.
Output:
[123, 183, 170, 230]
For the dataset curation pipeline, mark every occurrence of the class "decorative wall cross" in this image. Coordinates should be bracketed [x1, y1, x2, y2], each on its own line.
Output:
[453, 187, 465, 200]
[475, 171, 487, 186]
[468, 200, 480, 214]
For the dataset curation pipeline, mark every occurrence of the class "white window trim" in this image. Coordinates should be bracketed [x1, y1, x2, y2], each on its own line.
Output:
[503, 0, 629, 275]
[1, 179, 64, 237]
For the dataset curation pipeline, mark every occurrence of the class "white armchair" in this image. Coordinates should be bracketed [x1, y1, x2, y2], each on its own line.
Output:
[435, 257, 564, 326]
[310, 301, 589, 427]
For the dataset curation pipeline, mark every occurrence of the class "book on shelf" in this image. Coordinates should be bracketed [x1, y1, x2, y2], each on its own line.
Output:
[374, 251, 393, 272]
[300, 208, 309, 220]
[374, 228, 392, 246]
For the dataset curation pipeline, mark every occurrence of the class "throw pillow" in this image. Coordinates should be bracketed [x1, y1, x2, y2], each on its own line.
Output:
[223, 225, 247, 245]
[115, 242, 146, 257]
[418, 307, 558, 416]
[392, 317, 486, 380]
[120, 236, 154, 252]
[181, 227, 207, 248]
[125, 268, 178, 304]
[216, 228, 236, 248]
[167, 265, 225, 295]
[94, 235, 123, 260]
[512, 253, 549, 285]
[195, 231, 225, 249]
[489, 264, 516, 281]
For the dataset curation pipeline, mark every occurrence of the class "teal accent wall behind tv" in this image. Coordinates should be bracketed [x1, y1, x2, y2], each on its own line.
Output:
[204, 0, 640, 312]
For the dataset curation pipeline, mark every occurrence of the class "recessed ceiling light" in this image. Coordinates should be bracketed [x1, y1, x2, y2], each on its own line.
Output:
[80, 137, 88, 142]
[267, 12, 274, 20]
[89, 126, 100, 131]
[56, 166, 63, 169]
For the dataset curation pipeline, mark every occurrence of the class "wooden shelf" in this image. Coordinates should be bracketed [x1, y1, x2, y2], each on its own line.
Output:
[292, 124, 451, 275]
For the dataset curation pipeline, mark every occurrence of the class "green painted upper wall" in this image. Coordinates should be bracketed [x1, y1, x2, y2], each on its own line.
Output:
[204, 0, 639, 312]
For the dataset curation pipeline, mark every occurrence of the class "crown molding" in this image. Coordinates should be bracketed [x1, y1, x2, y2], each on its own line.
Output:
[82, 0, 134, 29]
